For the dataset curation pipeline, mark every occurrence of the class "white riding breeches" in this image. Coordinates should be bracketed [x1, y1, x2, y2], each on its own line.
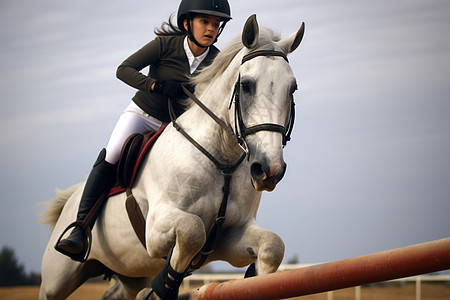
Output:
[105, 101, 167, 164]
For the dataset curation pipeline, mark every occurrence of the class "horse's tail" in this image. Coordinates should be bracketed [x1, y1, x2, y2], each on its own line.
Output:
[39, 182, 83, 230]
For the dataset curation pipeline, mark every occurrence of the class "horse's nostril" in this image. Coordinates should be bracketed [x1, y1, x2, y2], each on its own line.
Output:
[251, 162, 267, 181]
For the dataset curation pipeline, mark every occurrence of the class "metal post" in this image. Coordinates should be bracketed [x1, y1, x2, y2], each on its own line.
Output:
[326, 291, 333, 300]
[416, 276, 421, 300]
[355, 286, 361, 300]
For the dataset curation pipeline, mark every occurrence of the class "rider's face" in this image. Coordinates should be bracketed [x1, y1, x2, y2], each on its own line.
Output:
[185, 15, 221, 47]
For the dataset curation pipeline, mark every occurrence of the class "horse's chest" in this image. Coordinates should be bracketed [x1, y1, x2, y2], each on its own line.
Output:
[166, 172, 208, 208]
[164, 171, 253, 223]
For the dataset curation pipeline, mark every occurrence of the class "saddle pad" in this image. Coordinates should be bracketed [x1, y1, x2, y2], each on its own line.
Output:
[109, 124, 168, 196]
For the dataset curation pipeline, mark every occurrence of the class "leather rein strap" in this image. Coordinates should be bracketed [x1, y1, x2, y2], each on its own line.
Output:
[171, 86, 245, 172]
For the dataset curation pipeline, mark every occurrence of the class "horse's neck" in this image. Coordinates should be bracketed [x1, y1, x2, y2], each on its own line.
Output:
[198, 51, 242, 112]
[181, 54, 243, 161]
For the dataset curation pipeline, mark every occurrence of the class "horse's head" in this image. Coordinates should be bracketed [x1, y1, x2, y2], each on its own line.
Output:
[233, 15, 305, 191]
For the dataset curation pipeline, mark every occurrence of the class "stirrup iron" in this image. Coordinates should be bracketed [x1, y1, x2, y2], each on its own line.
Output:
[54, 221, 92, 263]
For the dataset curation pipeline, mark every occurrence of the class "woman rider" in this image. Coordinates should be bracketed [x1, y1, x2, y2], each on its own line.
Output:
[55, 0, 232, 262]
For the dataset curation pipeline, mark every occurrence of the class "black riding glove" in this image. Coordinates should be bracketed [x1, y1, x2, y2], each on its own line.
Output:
[154, 80, 184, 100]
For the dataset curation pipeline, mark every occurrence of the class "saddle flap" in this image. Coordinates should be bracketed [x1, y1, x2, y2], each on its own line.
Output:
[117, 130, 157, 188]
[117, 133, 144, 188]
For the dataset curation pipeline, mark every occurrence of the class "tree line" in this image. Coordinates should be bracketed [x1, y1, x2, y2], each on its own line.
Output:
[0, 246, 40, 286]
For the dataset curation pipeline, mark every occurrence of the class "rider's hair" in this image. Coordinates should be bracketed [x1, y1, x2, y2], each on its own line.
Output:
[154, 14, 186, 37]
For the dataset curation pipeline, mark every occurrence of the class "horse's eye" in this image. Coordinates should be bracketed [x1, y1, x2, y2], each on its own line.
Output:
[241, 82, 251, 93]
[240, 78, 255, 95]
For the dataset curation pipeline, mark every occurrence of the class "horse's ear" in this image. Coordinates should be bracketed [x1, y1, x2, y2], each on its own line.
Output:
[281, 22, 305, 53]
[242, 14, 259, 49]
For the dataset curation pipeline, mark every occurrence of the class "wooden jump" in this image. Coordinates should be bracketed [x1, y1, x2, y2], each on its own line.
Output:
[186, 238, 450, 300]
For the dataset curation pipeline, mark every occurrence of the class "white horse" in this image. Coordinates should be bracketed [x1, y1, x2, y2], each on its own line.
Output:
[40, 15, 304, 300]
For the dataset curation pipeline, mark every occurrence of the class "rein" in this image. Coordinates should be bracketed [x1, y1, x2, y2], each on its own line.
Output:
[168, 49, 294, 271]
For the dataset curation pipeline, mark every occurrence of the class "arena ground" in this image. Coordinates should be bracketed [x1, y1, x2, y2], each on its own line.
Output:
[1, 281, 449, 299]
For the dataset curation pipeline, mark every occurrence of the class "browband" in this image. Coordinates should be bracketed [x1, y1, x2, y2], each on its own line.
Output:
[242, 50, 289, 64]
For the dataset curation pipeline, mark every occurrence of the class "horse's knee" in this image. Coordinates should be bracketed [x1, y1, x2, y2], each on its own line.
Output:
[257, 232, 285, 274]
[175, 214, 206, 252]
[147, 214, 206, 261]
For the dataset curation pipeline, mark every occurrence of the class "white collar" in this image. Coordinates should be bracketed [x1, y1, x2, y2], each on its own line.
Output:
[184, 36, 210, 74]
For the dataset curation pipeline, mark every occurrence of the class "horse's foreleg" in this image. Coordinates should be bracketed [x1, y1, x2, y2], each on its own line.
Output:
[252, 226, 285, 275]
[147, 205, 206, 270]
[145, 204, 206, 299]
[213, 221, 285, 275]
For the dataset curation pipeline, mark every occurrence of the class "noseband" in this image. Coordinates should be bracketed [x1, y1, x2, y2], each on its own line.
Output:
[230, 50, 296, 154]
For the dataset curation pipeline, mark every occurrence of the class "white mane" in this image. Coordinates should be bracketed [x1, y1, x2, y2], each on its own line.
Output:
[192, 27, 282, 96]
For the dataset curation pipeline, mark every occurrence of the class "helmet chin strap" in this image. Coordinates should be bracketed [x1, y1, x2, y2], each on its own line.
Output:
[185, 13, 228, 49]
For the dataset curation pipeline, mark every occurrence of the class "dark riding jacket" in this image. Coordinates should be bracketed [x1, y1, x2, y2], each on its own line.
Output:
[116, 35, 220, 122]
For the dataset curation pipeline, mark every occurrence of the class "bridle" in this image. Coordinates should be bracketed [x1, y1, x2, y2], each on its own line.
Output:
[167, 49, 295, 272]
[172, 49, 295, 158]
[230, 50, 296, 154]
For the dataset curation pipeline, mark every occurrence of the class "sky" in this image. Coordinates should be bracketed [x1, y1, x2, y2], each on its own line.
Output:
[1, 0, 449, 275]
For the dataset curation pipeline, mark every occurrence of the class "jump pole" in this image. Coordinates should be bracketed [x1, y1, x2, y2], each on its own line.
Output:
[188, 238, 450, 300]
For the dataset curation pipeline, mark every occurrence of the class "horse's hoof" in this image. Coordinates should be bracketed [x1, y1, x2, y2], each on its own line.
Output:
[136, 288, 160, 300]
[244, 262, 257, 278]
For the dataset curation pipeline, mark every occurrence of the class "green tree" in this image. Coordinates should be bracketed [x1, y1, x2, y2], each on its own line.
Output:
[0, 246, 29, 286]
[287, 254, 299, 264]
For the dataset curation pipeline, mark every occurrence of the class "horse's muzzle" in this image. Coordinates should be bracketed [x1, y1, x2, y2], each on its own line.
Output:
[250, 161, 287, 191]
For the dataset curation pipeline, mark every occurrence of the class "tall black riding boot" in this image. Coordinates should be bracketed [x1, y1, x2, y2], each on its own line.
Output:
[55, 149, 115, 261]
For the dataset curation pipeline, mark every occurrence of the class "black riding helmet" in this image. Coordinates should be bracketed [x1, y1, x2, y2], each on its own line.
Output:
[177, 0, 232, 48]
